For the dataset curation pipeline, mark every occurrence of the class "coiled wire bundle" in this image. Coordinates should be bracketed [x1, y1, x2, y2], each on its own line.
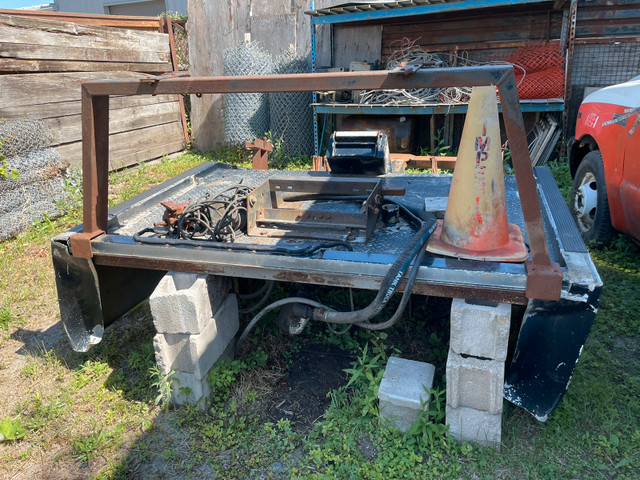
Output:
[358, 39, 446, 106]
[358, 38, 523, 106]
[175, 185, 252, 242]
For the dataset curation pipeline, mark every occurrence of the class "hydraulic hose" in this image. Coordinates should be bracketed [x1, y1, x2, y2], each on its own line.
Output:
[236, 297, 328, 351]
[238, 280, 274, 301]
[309, 214, 436, 325]
[354, 231, 428, 330]
[238, 280, 275, 315]
[235, 211, 437, 346]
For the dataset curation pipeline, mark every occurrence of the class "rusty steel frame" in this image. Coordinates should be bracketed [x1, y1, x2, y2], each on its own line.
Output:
[72, 65, 562, 300]
[161, 16, 190, 147]
[247, 177, 382, 242]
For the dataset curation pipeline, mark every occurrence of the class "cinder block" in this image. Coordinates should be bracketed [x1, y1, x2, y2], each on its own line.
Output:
[154, 294, 239, 380]
[447, 404, 502, 449]
[446, 351, 504, 415]
[205, 275, 233, 315]
[149, 272, 231, 334]
[378, 357, 436, 432]
[171, 370, 212, 409]
[450, 299, 511, 361]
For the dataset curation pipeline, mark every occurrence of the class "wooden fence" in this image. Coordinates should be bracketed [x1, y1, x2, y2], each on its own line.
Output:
[0, 11, 187, 170]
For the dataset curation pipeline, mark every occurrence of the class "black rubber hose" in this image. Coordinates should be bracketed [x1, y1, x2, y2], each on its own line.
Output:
[355, 232, 428, 330]
[235, 211, 436, 345]
[309, 213, 436, 324]
[238, 280, 275, 314]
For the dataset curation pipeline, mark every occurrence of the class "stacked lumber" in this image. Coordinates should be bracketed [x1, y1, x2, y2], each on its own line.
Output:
[0, 13, 170, 73]
[0, 8, 164, 32]
[0, 13, 185, 169]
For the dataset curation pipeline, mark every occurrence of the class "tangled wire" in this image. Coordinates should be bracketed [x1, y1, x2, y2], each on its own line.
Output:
[359, 38, 447, 106]
[358, 37, 525, 106]
[174, 185, 253, 242]
[134, 184, 355, 256]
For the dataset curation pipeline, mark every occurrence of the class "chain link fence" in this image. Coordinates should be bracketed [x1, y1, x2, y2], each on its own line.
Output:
[269, 52, 314, 157]
[223, 42, 274, 145]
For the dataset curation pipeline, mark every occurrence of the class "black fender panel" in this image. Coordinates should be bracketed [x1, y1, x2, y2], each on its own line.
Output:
[504, 289, 600, 421]
[51, 239, 166, 352]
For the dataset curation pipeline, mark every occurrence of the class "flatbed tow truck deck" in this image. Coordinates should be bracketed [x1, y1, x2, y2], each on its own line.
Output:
[51, 66, 602, 422]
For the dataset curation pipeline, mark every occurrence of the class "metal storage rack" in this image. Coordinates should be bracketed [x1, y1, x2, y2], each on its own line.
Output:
[307, 0, 567, 155]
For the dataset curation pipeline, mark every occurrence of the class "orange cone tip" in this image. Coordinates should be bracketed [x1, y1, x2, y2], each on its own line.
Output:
[426, 86, 529, 262]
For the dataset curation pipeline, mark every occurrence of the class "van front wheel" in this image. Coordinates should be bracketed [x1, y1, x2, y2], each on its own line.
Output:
[570, 150, 615, 244]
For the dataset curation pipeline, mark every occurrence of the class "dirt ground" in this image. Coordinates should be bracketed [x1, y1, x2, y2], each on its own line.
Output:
[264, 343, 356, 431]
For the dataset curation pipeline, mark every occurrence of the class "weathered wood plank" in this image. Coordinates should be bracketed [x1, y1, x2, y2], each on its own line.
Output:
[47, 102, 182, 145]
[577, 0, 640, 6]
[334, 25, 382, 69]
[384, 12, 551, 36]
[0, 72, 151, 109]
[0, 42, 170, 64]
[577, 6, 640, 21]
[0, 95, 180, 120]
[0, 14, 169, 52]
[57, 137, 186, 169]
[381, 9, 563, 57]
[382, 16, 563, 53]
[383, 28, 554, 51]
[383, 23, 560, 46]
[382, 40, 548, 55]
[0, 27, 168, 62]
[0, 9, 164, 32]
[56, 121, 185, 168]
[111, 138, 186, 169]
[0, 58, 170, 73]
[575, 23, 640, 37]
[251, 15, 296, 55]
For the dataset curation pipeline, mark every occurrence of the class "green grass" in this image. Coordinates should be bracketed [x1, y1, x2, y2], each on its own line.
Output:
[0, 151, 638, 479]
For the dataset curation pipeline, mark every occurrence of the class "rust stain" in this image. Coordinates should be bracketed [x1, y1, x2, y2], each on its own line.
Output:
[273, 270, 355, 287]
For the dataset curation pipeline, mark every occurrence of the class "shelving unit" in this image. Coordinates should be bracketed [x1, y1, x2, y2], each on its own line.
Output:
[307, 0, 568, 155]
[314, 101, 565, 116]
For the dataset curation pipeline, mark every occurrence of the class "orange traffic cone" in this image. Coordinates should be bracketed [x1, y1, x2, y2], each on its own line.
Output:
[426, 86, 528, 262]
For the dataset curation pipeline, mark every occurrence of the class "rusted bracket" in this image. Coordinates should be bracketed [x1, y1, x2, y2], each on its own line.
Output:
[392, 62, 425, 76]
[245, 137, 273, 170]
[155, 201, 189, 230]
[496, 69, 562, 301]
[69, 230, 104, 259]
[312, 155, 329, 172]
[525, 261, 563, 300]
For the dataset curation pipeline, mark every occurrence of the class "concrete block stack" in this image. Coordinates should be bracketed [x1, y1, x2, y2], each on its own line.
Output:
[446, 299, 511, 449]
[149, 272, 238, 409]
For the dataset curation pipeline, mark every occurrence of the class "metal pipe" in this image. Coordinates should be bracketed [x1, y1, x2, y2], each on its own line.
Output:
[81, 66, 515, 96]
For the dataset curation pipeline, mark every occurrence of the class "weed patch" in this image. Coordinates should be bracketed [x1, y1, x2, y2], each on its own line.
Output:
[0, 416, 25, 442]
